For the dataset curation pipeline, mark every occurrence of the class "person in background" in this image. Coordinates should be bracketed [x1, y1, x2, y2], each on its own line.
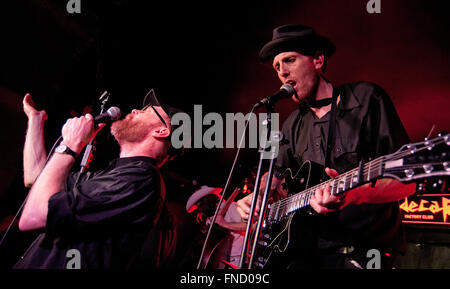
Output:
[185, 186, 246, 269]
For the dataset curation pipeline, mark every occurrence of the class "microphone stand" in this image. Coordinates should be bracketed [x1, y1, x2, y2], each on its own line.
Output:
[238, 101, 282, 269]
[196, 107, 256, 269]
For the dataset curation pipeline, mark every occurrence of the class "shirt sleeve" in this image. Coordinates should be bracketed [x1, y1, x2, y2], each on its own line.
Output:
[363, 83, 410, 157]
[45, 163, 163, 238]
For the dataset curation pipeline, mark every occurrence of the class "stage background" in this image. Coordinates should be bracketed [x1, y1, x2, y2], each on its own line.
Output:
[0, 0, 449, 269]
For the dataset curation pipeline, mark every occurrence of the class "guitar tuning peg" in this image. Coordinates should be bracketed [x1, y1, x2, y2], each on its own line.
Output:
[444, 162, 450, 172]
[442, 134, 450, 145]
[438, 131, 450, 145]
[423, 164, 433, 174]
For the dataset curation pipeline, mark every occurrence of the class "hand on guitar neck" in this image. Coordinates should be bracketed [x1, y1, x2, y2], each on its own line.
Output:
[310, 168, 343, 214]
[237, 167, 417, 217]
[311, 168, 417, 214]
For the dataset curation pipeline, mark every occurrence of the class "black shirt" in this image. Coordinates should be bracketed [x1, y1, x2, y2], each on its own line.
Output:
[275, 82, 409, 254]
[14, 156, 168, 269]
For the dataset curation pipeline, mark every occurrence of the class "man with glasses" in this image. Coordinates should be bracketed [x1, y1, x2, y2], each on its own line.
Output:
[14, 89, 182, 269]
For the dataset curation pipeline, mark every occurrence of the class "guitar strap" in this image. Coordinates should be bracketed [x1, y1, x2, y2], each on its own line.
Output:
[322, 86, 339, 180]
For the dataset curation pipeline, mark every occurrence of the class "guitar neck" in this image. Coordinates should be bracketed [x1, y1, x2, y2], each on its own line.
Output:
[267, 156, 385, 221]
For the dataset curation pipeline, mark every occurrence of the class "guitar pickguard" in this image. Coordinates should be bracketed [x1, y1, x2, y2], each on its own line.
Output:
[253, 161, 326, 268]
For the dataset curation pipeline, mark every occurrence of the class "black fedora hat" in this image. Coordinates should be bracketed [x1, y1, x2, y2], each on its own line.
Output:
[259, 24, 336, 62]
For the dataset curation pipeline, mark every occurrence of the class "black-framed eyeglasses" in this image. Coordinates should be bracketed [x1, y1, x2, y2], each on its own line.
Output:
[142, 104, 168, 127]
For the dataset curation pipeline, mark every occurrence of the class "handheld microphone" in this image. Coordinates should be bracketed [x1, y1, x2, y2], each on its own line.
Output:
[253, 83, 295, 109]
[94, 106, 121, 125]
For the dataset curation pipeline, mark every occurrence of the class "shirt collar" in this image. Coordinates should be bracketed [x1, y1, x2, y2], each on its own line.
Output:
[337, 84, 361, 111]
[113, 156, 157, 167]
[298, 84, 361, 114]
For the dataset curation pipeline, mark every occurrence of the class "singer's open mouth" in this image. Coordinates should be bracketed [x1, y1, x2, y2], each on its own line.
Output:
[286, 80, 297, 89]
[286, 80, 296, 85]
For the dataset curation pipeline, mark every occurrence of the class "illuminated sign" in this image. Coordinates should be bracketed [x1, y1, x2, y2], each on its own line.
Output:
[399, 195, 450, 225]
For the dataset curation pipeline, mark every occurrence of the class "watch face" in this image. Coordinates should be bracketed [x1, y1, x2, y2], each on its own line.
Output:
[56, 144, 67, 153]
[55, 144, 77, 157]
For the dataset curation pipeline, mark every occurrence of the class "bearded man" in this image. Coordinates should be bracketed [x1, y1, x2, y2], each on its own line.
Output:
[14, 89, 181, 269]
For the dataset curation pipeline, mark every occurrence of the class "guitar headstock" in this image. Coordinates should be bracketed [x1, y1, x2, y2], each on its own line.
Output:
[383, 133, 450, 183]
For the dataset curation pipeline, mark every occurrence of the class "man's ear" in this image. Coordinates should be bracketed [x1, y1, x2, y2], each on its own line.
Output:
[151, 127, 171, 138]
[312, 51, 325, 71]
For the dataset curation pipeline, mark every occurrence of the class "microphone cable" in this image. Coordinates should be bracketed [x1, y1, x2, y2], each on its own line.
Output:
[0, 135, 62, 248]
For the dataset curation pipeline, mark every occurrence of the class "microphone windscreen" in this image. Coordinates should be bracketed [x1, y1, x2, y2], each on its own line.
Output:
[107, 107, 121, 120]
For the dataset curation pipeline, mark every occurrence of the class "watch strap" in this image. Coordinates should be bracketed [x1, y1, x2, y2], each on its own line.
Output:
[55, 144, 78, 158]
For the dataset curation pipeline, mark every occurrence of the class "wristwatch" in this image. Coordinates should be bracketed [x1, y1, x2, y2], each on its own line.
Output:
[55, 144, 78, 158]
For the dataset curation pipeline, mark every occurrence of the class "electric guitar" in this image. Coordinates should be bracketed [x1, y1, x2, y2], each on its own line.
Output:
[252, 133, 450, 268]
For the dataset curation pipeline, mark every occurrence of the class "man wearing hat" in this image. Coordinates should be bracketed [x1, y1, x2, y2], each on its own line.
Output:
[14, 89, 181, 269]
[237, 24, 415, 269]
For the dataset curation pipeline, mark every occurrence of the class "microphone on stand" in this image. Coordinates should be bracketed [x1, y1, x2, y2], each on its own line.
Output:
[253, 83, 295, 109]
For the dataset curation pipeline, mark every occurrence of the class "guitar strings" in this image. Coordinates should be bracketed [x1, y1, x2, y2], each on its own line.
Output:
[268, 140, 443, 217]
[270, 162, 378, 217]
[268, 137, 447, 217]
[272, 160, 387, 216]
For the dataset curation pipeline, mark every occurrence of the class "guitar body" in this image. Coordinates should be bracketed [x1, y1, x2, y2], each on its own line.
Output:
[283, 160, 326, 198]
[253, 161, 326, 269]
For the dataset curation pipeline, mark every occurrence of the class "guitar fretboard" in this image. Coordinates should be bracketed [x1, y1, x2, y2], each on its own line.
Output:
[267, 156, 385, 222]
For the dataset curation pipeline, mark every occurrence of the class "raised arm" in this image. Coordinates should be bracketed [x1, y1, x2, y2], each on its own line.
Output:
[23, 93, 48, 188]
[19, 113, 104, 231]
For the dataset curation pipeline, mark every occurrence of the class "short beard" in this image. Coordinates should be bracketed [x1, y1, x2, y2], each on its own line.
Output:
[111, 118, 154, 144]
[299, 71, 320, 104]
